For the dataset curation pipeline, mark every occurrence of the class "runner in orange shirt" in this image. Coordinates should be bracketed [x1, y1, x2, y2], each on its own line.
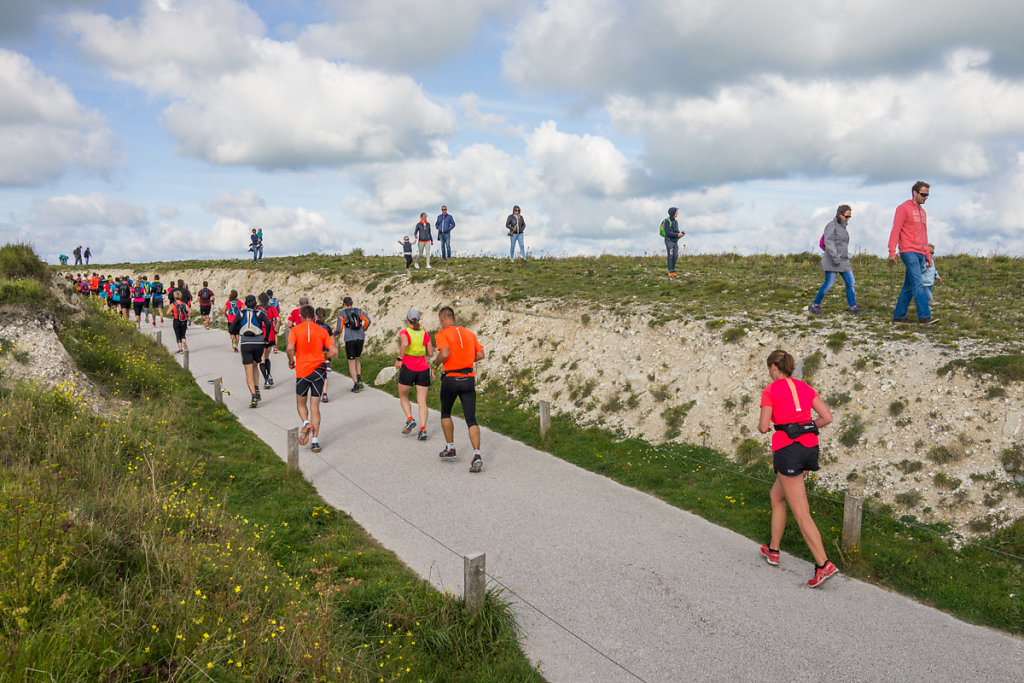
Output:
[431, 306, 486, 472]
[287, 305, 338, 454]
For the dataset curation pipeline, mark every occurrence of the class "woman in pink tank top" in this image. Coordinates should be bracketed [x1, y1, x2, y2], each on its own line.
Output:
[757, 350, 839, 588]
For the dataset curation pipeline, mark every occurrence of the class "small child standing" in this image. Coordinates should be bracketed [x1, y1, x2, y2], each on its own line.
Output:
[921, 243, 941, 303]
[398, 236, 413, 269]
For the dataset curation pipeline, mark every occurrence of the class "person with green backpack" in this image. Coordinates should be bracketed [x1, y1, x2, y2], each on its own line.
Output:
[660, 207, 685, 277]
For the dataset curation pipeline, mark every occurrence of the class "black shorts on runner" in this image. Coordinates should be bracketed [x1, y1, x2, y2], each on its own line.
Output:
[440, 376, 477, 427]
[200, 305, 211, 315]
[133, 302, 144, 316]
[143, 299, 151, 309]
[296, 364, 327, 397]
[107, 298, 116, 308]
[152, 298, 163, 310]
[398, 365, 431, 387]
[120, 299, 130, 310]
[345, 339, 364, 360]
[240, 344, 263, 365]
[773, 442, 820, 477]
[172, 319, 187, 343]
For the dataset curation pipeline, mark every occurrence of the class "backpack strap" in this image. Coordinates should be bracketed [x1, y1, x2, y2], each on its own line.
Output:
[784, 378, 802, 412]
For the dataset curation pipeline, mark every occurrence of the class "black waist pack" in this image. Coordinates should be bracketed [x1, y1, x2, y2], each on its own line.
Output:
[774, 422, 819, 439]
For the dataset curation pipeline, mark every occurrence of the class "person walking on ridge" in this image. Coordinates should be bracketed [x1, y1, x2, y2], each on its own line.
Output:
[810, 205, 861, 314]
[661, 207, 684, 277]
[414, 213, 433, 269]
[287, 305, 338, 454]
[757, 350, 838, 588]
[396, 309, 433, 440]
[431, 306, 486, 472]
[436, 205, 455, 260]
[888, 181, 935, 325]
[506, 206, 526, 260]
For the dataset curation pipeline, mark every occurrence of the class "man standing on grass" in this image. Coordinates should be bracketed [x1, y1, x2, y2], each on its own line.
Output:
[229, 294, 272, 408]
[661, 207, 684, 278]
[888, 181, 935, 325]
[431, 306, 486, 473]
[436, 205, 455, 260]
[334, 296, 371, 393]
[288, 305, 338, 454]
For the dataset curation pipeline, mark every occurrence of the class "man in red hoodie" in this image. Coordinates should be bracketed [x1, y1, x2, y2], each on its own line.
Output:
[888, 181, 935, 325]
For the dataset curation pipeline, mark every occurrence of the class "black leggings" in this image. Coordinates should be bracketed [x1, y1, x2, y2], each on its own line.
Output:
[173, 319, 187, 343]
[439, 376, 477, 427]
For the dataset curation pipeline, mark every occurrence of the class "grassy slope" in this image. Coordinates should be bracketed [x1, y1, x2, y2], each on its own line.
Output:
[0, 295, 541, 681]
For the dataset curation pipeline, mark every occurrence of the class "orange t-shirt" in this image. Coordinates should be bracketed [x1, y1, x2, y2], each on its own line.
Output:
[288, 321, 333, 378]
[434, 325, 482, 377]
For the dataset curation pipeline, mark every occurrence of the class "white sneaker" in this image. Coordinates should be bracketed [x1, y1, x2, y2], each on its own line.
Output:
[414, 263, 420, 269]
[426, 265, 432, 269]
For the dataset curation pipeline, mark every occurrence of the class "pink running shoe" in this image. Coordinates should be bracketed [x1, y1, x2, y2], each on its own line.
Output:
[808, 560, 839, 588]
[760, 544, 780, 566]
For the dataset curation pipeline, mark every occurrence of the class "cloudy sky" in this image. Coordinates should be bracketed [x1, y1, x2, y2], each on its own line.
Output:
[2, 0, 1023, 264]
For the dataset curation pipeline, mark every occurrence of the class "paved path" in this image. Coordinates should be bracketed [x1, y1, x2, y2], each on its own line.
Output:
[159, 325, 1023, 682]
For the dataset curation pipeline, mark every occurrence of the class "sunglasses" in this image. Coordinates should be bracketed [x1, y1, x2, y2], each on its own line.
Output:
[917, 191, 929, 197]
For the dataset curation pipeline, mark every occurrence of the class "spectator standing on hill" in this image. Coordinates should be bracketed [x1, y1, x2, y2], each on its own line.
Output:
[230, 294, 272, 408]
[888, 181, 935, 325]
[432, 306, 486, 473]
[288, 305, 338, 454]
[250, 228, 263, 263]
[810, 205, 861, 315]
[413, 213, 433, 269]
[73, 245, 82, 265]
[396, 309, 433, 440]
[757, 350, 838, 588]
[398, 236, 413, 269]
[84, 247, 91, 264]
[922, 243, 942, 304]
[436, 205, 455, 260]
[661, 207, 684, 277]
[506, 206, 526, 260]
[335, 296, 371, 393]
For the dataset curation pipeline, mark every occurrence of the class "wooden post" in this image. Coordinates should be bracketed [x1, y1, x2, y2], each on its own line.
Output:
[183, 349, 189, 370]
[464, 552, 486, 615]
[539, 400, 551, 439]
[213, 378, 223, 406]
[287, 427, 299, 471]
[843, 494, 863, 551]
[156, 330, 162, 345]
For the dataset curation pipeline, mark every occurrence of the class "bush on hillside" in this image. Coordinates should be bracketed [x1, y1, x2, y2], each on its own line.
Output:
[0, 243, 48, 283]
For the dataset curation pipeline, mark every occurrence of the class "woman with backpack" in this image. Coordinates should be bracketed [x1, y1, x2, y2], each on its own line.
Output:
[170, 291, 190, 354]
[225, 290, 242, 352]
[810, 205, 861, 314]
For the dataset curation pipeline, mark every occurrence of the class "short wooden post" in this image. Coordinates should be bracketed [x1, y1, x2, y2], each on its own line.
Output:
[843, 494, 863, 551]
[539, 400, 551, 439]
[213, 378, 223, 406]
[287, 427, 299, 471]
[464, 552, 486, 615]
[183, 349, 189, 370]
[156, 330, 162, 345]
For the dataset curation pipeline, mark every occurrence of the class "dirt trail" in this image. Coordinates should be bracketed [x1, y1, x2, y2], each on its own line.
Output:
[109, 267, 1024, 536]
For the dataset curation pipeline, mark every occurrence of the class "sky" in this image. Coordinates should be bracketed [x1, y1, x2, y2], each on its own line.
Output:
[1, 0, 1023, 265]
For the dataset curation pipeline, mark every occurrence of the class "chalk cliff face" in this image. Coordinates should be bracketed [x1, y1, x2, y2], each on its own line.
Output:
[104, 267, 1024, 537]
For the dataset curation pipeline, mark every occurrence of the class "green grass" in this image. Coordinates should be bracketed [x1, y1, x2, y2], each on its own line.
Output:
[356, 350, 1023, 635]
[1, 299, 540, 681]
[84, 251, 1024, 346]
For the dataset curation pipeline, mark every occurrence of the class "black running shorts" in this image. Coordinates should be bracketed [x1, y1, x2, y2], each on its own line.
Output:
[440, 376, 477, 427]
[240, 344, 263, 365]
[133, 302, 144, 316]
[773, 442, 820, 477]
[345, 339, 364, 360]
[152, 298, 163, 310]
[120, 299, 130, 309]
[398, 365, 431, 387]
[172, 319, 187, 343]
[200, 304, 211, 315]
[296, 364, 327, 397]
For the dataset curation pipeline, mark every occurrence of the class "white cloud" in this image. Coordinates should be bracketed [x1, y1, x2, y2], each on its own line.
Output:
[32, 192, 148, 227]
[505, 0, 1024, 96]
[64, 0, 457, 169]
[0, 48, 115, 185]
[524, 121, 631, 196]
[607, 50, 1024, 184]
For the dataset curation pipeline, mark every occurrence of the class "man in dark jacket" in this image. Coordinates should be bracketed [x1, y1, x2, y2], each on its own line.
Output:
[661, 207, 685, 277]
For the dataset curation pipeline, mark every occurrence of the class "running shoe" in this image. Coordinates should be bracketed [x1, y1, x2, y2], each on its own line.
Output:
[176, 349, 183, 354]
[321, 393, 329, 404]
[249, 395, 258, 408]
[267, 375, 274, 387]
[439, 446, 457, 459]
[351, 383, 360, 393]
[417, 428, 428, 441]
[469, 456, 483, 473]
[310, 442, 322, 453]
[298, 423, 313, 446]
[254, 390, 261, 402]
[849, 305, 863, 314]
[264, 381, 271, 390]
[918, 317, 937, 325]
[402, 418, 416, 434]
[807, 560, 839, 588]
[759, 544, 780, 566]
[668, 272, 677, 277]
[892, 317, 911, 323]
[809, 304, 824, 315]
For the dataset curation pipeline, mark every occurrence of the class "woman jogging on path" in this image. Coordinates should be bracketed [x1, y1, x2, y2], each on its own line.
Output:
[395, 309, 433, 441]
[757, 350, 838, 587]
[810, 205, 861, 314]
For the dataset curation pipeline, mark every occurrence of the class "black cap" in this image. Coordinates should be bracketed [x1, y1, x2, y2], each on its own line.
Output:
[244, 294, 257, 308]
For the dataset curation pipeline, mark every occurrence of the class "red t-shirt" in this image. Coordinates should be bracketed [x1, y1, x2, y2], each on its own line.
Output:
[760, 377, 819, 450]
[261, 306, 279, 342]
[288, 308, 302, 326]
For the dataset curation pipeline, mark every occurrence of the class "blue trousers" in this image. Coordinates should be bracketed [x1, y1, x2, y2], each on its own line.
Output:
[892, 252, 930, 320]
[438, 232, 451, 259]
[813, 270, 856, 307]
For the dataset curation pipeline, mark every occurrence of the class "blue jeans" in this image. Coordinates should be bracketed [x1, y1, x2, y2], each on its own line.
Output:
[509, 233, 524, 259]
[893, 252, 930, 320]
[813, 270, 856, 308]
[438, 232, 451, 259]
[665, 238, 678, 272]
[253, 245, 263, 262]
